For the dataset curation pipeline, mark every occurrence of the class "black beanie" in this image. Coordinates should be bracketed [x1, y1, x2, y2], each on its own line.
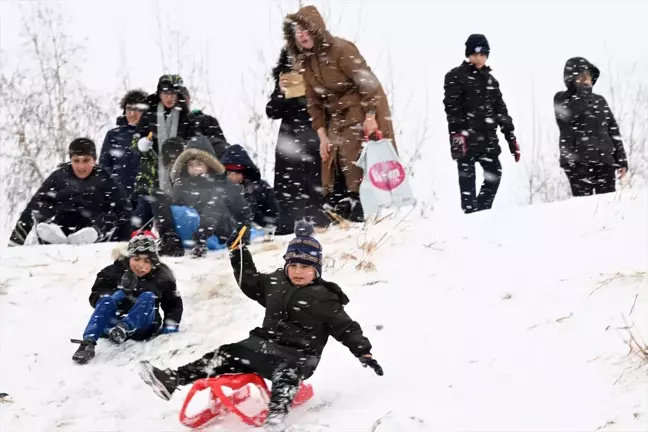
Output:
[68, 138, 97, 159]
[157, 74, 185, 94]
[465, 34, 490, 58]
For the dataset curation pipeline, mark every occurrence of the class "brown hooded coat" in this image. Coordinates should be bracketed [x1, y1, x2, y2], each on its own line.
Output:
[283, 6, 396, 194]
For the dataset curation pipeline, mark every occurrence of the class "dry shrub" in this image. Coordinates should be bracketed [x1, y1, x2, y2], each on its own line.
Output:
[621, 317, 648, 363]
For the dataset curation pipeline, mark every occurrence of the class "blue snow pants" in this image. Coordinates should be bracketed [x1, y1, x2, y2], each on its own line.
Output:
[83, 292, 159, 342]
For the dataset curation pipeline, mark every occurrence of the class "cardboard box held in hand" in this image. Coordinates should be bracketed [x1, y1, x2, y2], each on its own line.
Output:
[280, 72, 306, 99]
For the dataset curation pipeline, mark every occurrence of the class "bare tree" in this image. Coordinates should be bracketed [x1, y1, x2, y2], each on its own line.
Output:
[0, 5, 109, 220]
[241, 48, 278, 183]
[523, 77, 571, 204]
[605, 62, 648, 188]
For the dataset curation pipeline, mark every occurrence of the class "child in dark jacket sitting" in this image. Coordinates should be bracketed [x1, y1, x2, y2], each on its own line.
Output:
[138, 221, 382, 431]
[71, 234, 183, 364]
[220, 144, 280, 237]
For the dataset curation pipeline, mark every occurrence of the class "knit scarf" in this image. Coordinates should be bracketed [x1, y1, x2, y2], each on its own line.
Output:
[156, 103, 180, 192]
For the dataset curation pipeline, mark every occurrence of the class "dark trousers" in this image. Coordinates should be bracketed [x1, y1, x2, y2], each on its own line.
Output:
[176, 337, 315, 416]
[457, 154, 502, 213]
[564, 164, 616, 197]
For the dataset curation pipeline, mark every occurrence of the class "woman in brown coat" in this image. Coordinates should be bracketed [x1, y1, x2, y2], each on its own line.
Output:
[283, 5, 396, 222]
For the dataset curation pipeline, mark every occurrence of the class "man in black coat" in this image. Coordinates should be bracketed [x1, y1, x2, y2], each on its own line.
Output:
[553, 57, 628, 196]
[8, 138, 132, 246]
[134, 74, 194, 196]
[139, 220, 382, 429]
[71, 234, 183, 364]
[443, 34, 521, 214]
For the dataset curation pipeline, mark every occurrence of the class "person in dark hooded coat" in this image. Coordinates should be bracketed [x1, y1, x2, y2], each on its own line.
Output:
[266, 48, 330, 234]
[138, 220, 382, 430]
[220, 144, 280, 233]
[553, 57, 628, 196]
[153, 136, 253, 258]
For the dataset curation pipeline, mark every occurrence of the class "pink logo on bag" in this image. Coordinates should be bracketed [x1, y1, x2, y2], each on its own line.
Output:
[368, 160, 406, 191]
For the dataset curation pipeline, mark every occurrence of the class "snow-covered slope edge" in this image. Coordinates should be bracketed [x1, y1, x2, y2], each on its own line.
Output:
[1, 191, 647, 432]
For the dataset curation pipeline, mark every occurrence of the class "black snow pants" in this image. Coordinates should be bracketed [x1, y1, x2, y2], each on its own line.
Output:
[457, 153, 502, 213]
[175, 336, 318, 416]
[564, 164, 616, 197]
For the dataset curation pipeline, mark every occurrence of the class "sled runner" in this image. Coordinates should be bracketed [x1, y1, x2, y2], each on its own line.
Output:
[179, 373, 314, 428]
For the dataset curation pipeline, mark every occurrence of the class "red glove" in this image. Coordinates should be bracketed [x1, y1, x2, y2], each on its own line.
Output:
[510, 140, 521, 163]
[450, 134, 467, 160]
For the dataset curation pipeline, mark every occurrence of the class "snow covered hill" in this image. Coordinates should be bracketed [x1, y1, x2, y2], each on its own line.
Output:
[1, 192, 647, 432]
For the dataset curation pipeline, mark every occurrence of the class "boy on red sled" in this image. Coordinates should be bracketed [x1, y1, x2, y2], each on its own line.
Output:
[139, 221, 383, 430]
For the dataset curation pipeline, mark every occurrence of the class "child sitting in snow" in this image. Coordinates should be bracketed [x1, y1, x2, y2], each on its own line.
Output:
[71, 234, 183, 364]
[220, 144, 280, 237]
[138, 220, 383, 430]
[152, 136, 253, 258]
[8, 138, 132, 246]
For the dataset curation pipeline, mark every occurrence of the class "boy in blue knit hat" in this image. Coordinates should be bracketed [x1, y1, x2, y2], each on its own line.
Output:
[139, 220, 383, 431]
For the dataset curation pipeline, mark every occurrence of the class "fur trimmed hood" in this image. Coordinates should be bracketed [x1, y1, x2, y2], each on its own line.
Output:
[170, 135, 224, 183]
[283, 5, 333, 58]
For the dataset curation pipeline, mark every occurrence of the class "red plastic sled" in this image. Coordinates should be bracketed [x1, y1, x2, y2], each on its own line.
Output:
[179, 373, 314, 428]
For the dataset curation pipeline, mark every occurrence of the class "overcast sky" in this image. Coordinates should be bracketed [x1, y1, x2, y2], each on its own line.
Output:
[1, 0, 646, 233]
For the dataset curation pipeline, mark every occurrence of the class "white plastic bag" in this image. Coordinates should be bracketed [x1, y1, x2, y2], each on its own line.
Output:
[355, 138, 416, 217]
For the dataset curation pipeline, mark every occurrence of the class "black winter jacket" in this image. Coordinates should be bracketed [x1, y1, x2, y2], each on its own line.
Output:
[171, 174, 252, 235]
[170, 136, 253, 236]
[553, 57, 628, 169]
[9, 164, 132, 245]
[187, 109, 227, 144]
[443, 61, 517, 157]
[220, 145, 280, 228]
[99, 117, 141, 200]
[89, 258, 183, 327]
[230, 247, 372, 361]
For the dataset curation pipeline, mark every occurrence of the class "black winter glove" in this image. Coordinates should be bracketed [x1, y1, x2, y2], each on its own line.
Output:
[359, 355, 384, 376]
[118, 270, 139, 298]
[226, 223, 251, 250]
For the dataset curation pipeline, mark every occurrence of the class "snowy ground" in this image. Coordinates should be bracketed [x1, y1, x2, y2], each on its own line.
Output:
[1, 191, 647, 432]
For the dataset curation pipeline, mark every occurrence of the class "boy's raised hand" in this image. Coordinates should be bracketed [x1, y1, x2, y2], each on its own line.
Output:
[226, 223, 251, 250]
[359, 354, 384, 376]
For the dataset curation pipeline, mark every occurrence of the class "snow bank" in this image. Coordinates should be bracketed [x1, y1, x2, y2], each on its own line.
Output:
[1, 191, 646, 431]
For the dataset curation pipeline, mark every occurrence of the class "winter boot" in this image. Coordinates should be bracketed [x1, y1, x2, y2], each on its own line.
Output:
[67, 227, 99, 245]
[191, 231, 207, 258]
[108, 322, 131, 345]
[264, 411, 287, 431]
[346, 192, 364, 222]
[159, 231, 185, 257]
[36, 223, 69, 245]
[138, 361, 178, 401]
[71, 339, 96, 364]
[336, 192, 364, 222]
[265, 367, 298, 431]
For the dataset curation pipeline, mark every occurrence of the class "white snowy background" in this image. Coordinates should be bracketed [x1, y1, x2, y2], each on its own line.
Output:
[1, 1, 647, 431]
